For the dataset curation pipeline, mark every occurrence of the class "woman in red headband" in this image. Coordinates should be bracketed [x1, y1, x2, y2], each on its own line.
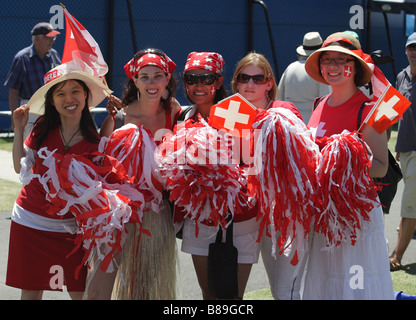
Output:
[302, 32, 394, 299]
[87, 48, 180, 300]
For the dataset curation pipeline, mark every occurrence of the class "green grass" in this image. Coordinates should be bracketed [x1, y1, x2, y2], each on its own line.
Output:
[0, 178, 20, 211]
[0, 136, 13, 152]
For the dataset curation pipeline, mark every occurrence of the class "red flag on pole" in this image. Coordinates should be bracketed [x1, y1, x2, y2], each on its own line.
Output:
[208, 93, 257, 137]
[363, 84, 411, 134]
[61, 4, 108, 80]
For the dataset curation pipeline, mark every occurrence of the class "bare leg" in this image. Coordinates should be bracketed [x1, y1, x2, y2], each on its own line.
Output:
[21, 290, 43, 300]
[68, 291, 84, 300]
[390, 217, 416, 264]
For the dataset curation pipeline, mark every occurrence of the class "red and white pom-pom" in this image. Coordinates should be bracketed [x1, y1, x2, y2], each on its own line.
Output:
[98, 123, 163, 211]
[34, 147, 146, 275]
[248, 107, 321, 265]
[315, 130, 380, 249]
[155, 117, 246, 235]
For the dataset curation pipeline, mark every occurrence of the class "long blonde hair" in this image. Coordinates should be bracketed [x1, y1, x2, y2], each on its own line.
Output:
[231, 52, 277, 100]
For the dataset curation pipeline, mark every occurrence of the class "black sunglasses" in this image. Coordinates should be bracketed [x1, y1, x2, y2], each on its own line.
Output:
[237, 73, 267, 84]
[183, 74, 218, 86]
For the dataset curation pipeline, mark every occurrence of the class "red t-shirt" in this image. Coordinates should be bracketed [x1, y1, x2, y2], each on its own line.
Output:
[16, 123, 100, 219]
[308, 90, 373, 138]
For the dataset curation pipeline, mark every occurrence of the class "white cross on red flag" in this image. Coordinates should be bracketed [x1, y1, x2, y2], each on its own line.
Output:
[61, 4, 108, 81]
[363, 84, 411, 133]
[208, 93, 257, 137]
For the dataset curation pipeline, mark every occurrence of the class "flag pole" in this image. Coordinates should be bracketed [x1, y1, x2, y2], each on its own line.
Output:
[357, 83, 391, 133]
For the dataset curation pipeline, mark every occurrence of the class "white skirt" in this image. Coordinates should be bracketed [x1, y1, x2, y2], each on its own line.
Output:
[302, 205, 394, 300]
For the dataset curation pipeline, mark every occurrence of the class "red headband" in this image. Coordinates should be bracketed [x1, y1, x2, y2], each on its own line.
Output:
[322, 36, 364, 58]
[124, 52, 176, 80]
[184, 52, 224, 75]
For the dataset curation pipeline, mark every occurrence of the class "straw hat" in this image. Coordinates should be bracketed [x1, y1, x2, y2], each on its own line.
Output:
[305, 32, 373, 86]
[27, 62, 113, 115]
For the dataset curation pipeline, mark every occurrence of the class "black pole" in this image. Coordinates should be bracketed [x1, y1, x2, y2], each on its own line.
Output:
[382, 12, 397, 79]
[126, 0, 138, 54]
[252, 0, 280, 82]
[107, 0, 114, 88]
[248, 0, 254, 52]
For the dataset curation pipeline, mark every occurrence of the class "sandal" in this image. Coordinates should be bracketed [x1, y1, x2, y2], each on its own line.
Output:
[389, 257, 402, 271]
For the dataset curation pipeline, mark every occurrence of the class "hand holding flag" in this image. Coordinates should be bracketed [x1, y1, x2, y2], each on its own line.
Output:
[361, 84, 411, 134]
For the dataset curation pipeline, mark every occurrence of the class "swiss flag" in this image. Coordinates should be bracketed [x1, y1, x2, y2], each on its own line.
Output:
[61, 5, 108, 79]
[208, 93, 257, 137]
[363, 84, 411, 134]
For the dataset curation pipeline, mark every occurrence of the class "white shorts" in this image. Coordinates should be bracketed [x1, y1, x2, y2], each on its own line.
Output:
[180, 217, 261, 264]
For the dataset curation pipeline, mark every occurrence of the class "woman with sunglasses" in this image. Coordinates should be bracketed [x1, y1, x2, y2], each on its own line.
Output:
[176, 51, 245, 300]
[231, 52, 307, 300]
[87, 49, 180, 300]
[302, 33, 393, 299]
[178, 51, 227, 122]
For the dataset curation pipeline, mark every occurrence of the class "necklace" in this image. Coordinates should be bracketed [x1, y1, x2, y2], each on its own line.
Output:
[60, 126, 80, 151]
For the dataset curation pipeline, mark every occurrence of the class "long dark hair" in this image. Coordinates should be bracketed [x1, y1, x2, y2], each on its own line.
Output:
[33, 79, 99, 150]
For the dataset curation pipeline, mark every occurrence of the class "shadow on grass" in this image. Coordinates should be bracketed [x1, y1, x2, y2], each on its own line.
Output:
[401, 262, 416, 275]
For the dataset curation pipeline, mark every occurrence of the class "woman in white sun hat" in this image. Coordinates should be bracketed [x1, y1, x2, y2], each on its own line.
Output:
[6, 63, 112, 300]
[302, 32, 394, 299]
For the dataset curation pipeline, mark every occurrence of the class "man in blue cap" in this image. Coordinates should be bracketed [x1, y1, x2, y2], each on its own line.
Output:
[4, 22, 61, 136]
[390, 32, 416, 271]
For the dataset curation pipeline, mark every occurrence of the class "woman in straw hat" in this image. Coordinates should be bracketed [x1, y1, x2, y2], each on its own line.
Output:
[6, 63, 112, 300]
[302, 32, 394, 299]
[87, 48, 180, 300]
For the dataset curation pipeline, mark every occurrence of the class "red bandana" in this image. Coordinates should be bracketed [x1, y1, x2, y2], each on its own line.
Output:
[124, 52, 176, 80]
[184, 52, 224, 74]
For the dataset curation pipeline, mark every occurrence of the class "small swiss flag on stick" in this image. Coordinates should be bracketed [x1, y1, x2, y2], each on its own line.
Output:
[361, 84, 411, 134]
[208, 93, 257, 137]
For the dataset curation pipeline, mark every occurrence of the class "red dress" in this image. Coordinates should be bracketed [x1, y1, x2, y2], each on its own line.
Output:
[6, 123, 99, 291]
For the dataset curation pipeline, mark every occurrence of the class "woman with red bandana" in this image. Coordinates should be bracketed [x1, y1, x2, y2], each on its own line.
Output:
[176, 52, 262, 300]
[302, 32, 394, 299]
[87, 49, 180, 299]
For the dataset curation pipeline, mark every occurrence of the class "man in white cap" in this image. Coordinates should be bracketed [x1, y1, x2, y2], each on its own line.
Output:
[390, 31, 416, 271]
[278, 31, 330, 123]
[4, 22, 61, 136]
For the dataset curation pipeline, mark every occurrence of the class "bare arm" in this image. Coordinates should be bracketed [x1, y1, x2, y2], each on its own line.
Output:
[12, 105, 30, 173]
[99, 114, 116, 137]
[8, 88, 20, 113]
[361, 124, 388, 178]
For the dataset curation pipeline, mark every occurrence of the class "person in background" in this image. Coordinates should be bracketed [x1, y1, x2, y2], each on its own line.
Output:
[231, 52, 305, 300]
[278, 31, 330, 123]
[4, 22, 61, 137]
[389, 32, 416, 271]
[6, 64, 110, 300]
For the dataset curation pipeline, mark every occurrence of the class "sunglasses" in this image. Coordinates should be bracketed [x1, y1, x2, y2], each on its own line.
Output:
[183, 74, 218, 85]
[320, 57, 355, 65]
[237, 73, 267, 84]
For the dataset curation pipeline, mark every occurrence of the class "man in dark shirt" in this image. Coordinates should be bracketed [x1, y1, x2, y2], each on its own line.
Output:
[4, 22, 61, 135]
[390, 32, 416, 271]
